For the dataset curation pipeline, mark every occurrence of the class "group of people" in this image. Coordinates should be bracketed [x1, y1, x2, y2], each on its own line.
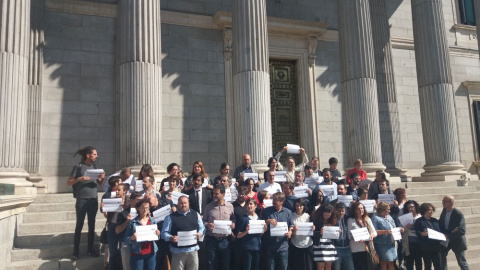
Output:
[68, 146, 469, 270]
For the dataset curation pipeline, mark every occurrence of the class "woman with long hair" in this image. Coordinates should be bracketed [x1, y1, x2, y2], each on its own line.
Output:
[138, 164, 154, 180]
[309, 189, 325, 214]
[263, 157, 279, 181]
[312, 204, 338, 270]
[183, 161, 211, 192]
[347, 201, 377, 270]
[290, 198, 314, 270]
[401, 200, 422, 270]
[160, 163, 180, 192]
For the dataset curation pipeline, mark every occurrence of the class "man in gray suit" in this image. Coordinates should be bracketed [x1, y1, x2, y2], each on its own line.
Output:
[439, 195, 469, 270]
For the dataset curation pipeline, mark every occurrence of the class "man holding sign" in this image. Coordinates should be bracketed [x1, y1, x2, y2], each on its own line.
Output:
[203, 185, 236, 270]
[161, 195, 205, 270]
[262, 192, 293, 270]
[274, 145, 309, 182]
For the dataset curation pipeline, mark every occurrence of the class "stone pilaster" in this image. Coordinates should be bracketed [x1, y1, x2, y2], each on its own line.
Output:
[0, 0, 32, 187]
[475, 0, 480, 55]
[411, 0, 464, 180]
[232, 0, 272, 169]
[337, 0, 386, 173]
[369, 0, 406, 176]
[118, 0, 163, 171]
[26, 0, 45, 188]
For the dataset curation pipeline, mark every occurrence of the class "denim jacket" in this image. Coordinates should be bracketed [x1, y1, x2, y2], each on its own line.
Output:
[124, 216, 159, 254]
[371, 214, 396, 245]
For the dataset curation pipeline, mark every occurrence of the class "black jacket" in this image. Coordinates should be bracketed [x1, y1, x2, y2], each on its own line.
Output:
[185, 188, 212, 216]
[439, 207, 468, 252]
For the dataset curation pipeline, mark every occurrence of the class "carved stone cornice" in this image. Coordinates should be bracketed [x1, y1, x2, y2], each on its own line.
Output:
[462, 81, 480, 90]
[45, 0, 117, 17]
[0, 195, 36, 220]
[308, 36, 318, 67]
[214, 11, 328, 38]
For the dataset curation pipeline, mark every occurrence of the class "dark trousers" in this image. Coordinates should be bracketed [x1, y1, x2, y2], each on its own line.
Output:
[405, 242, 422, 270]
[74, 198, 98, 255]
[206, 235, 231, 270]
[107, 223, 119, 270]
[242, 249, 261, 270]
[441, 246, 469, 270]
[422, 249, 442, 270]
[231, 239, 242, 270]
[288, 244, 313, 270]
[155, 238, 172, 270]
[352, 251, 369, 270]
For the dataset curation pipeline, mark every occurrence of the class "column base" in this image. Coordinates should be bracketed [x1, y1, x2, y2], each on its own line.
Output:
[413, 162, 466, 182]
[361, 162, 387, 173]
[385, 167, 408, 177]
[0, 170, 33, 187]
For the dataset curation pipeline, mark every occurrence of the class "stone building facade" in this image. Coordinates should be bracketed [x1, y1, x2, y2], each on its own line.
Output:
[1, 0, 480, 193]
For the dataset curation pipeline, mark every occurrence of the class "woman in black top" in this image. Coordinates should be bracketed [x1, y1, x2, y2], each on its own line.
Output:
[414, 203, 443, 270]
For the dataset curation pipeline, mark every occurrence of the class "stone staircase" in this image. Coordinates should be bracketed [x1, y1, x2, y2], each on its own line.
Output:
[391, 180, 480, 270]
[6, 194, 105, 270]
[6, 181, 480, 270]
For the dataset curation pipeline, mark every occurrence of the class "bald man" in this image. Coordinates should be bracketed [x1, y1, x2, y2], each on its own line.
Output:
[233, 154, 255, 181]
[439, 195, 469, 270]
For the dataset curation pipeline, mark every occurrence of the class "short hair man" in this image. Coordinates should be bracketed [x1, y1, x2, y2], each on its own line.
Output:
[347, 172, 360, 201]
[281, 182, 297, 212]
[162, 196, 205, 270]
[233, 154, 254, 181]
[203, 185, 236, 270]
[262, 192, 294, 270]
[439, 195, 469, 270]
[258, 170, 282, 196]
[317, 168, 338, 203]
[274, 145, 309, 182]
[185, 173, 212, 216]
[142, 176, 161, 201]
[328, 157, 342, 182]
[120, 167, 135, 192]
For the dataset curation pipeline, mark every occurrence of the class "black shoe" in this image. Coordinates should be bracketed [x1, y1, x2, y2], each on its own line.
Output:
[71, 254, 79, 261]
[87, 249, 99, 257]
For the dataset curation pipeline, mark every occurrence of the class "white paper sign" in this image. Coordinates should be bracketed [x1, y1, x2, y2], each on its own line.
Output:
[360, 200, 376, 213]
[130, 208, 138, 219]
[225, 188, 233, 202]
[398, 213, 414, 227]
[270, 222, 289, 236]
[351, 227, 371, 242]
[152, 205, 171, 222]
[295, 222, 314, 236]
[136, 224, 158, 242]
[304, 177, 318, 188]
[378, 194, 395, 205]
[230, 178, 236, 188]
[263, 199, 273, 207]
[177, 230, 198, 247]
[135, 180, 143, 191]
[243, 173, 258, 182]
[181, 178, 187, 185]
[286, 144, 300, 154]
[337, 195, 353, 207]
[248, 220, 266, 234]
[319, 185, 335, 197]
[102, 198, 122, 212]
[323, 226, 341, 240]
[391, 228, 402, 241]
[172, 191, 188, 205]
[110, 191, 116, 198]
[212, 220, 232, 235]
[274, 171, 287, 182]
[427, 228, 446, 241]
[293, 186, 309, 198]
[84, 169, 104, 180]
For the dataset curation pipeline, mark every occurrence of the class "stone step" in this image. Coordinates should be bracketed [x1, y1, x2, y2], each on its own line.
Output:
[466, 233, 480, 245]
[447, 256, 480, 270]
[15, 232, 101, 248]
[18, 220, 105, 236]
[26, 202, 77, 212]
[5, 256, 104, 270]
[11, 243, 101, 261]
[407, 192, 480, 202]
[446, 245, 480, 261]
[405, 186, 476, 195]
[23, 210, 105, 223]
[33, 193, 77, 203]
[391, 181, 464, 189]
[424, 199, 480, 209]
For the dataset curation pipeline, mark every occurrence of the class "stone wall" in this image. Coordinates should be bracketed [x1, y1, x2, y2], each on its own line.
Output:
[0, 214, 16, 269]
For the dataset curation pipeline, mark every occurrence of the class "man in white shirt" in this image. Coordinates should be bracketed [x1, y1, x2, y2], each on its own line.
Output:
[274, 145, 309, 182]
[258, 170, 282, 195]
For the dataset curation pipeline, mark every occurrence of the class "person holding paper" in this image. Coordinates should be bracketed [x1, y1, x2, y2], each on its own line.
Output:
[160, 163, 180, 192]
[414, 203, 443, 270]
[311, 204, 338, 269]
[185, 173, 213, 217]
[261, 192, 293, 270]
[281, 182, 298, 212]
[141, 176, 162, 202]
[347, 201, 377, 270]
[400, 200, 422, 270]
[310, 157, 322, 177]
[255, 190, 270, 215]
[203, 185, 236, 270]
[375, 179, 398, 207]
[332, 203, 354, 270]
[439, 195, 469, 270]
[263, 157, 279, 184]
[184, 161, 212, 192]
[258, 170, 282, 196]
[125, 199, 161, 270]
[161, 195, 205, 270]
[317, 168, 338, 204]
[309, 189, 325, 215]
[371, 202, 403, 270]
[290, 198, 314, 270]
[67, 146, 105, 260]
[346, 159, 367, 184]
[328, 157, 342, 182]
[275, 145, 309, 182]
[236, 198, 265, 270]
[347, 173, 361, 201]
[233, 154, 256, 184]
[245, 178, 259, 205]
[368, 171, 391, 200]
[212, 162, 231, 187]
[161, 176, 182, 199]
[231, 186, 248, 270]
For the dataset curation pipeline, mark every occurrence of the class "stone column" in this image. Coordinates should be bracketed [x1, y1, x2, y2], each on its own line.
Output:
[475, 0, 480, 55]
[0, 0, 32, 187]
[369, 0, 406, 176]
[118, 0, 163, 172]
[411, 0, 464, 180]
[337, 0, 386, 173]
[26, 0, 45, 188]
[232, 0, 272, 170]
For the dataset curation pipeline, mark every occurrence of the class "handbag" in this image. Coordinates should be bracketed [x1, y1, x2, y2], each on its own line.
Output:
[100, 222, 108, 244]
[365, 220, 380, 265]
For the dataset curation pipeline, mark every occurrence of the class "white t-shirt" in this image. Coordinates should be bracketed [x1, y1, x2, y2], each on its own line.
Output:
[258, 182, 282, 195]
[291, 212, 313, 248]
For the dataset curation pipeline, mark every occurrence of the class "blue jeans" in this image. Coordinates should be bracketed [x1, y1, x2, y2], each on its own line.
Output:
[206, 236, 231, 270]
[266, 250, 288, 270]
[242, 249, 261, 270]
[130, 252, 156, 270]
[334, 247, 354, 270]
[107, 223, 119, 270]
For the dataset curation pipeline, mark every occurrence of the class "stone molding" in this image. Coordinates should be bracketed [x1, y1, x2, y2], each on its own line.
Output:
[0, 195, 36, 220]
[221, 27, 236, 165]
[45, 0, 117, 17]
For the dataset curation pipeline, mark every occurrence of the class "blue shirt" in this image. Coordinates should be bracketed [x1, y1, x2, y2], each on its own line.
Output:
[282, 195, 298, 212]
[161, 210, 205, 254]
[261, 206, 293, 252]
[333, 215, 350, 247]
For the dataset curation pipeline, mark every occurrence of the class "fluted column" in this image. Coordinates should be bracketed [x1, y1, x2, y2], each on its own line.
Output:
[0, 0, 32, 186]
[118, 0, 163, 170]
[369, 0, 406, 176]
[232, 0, 272, 167]
[26, 0, 45, 188]
[475, 0, 480, 55]
[338, 0, 386, 173]
[411, 0, 464, 179]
